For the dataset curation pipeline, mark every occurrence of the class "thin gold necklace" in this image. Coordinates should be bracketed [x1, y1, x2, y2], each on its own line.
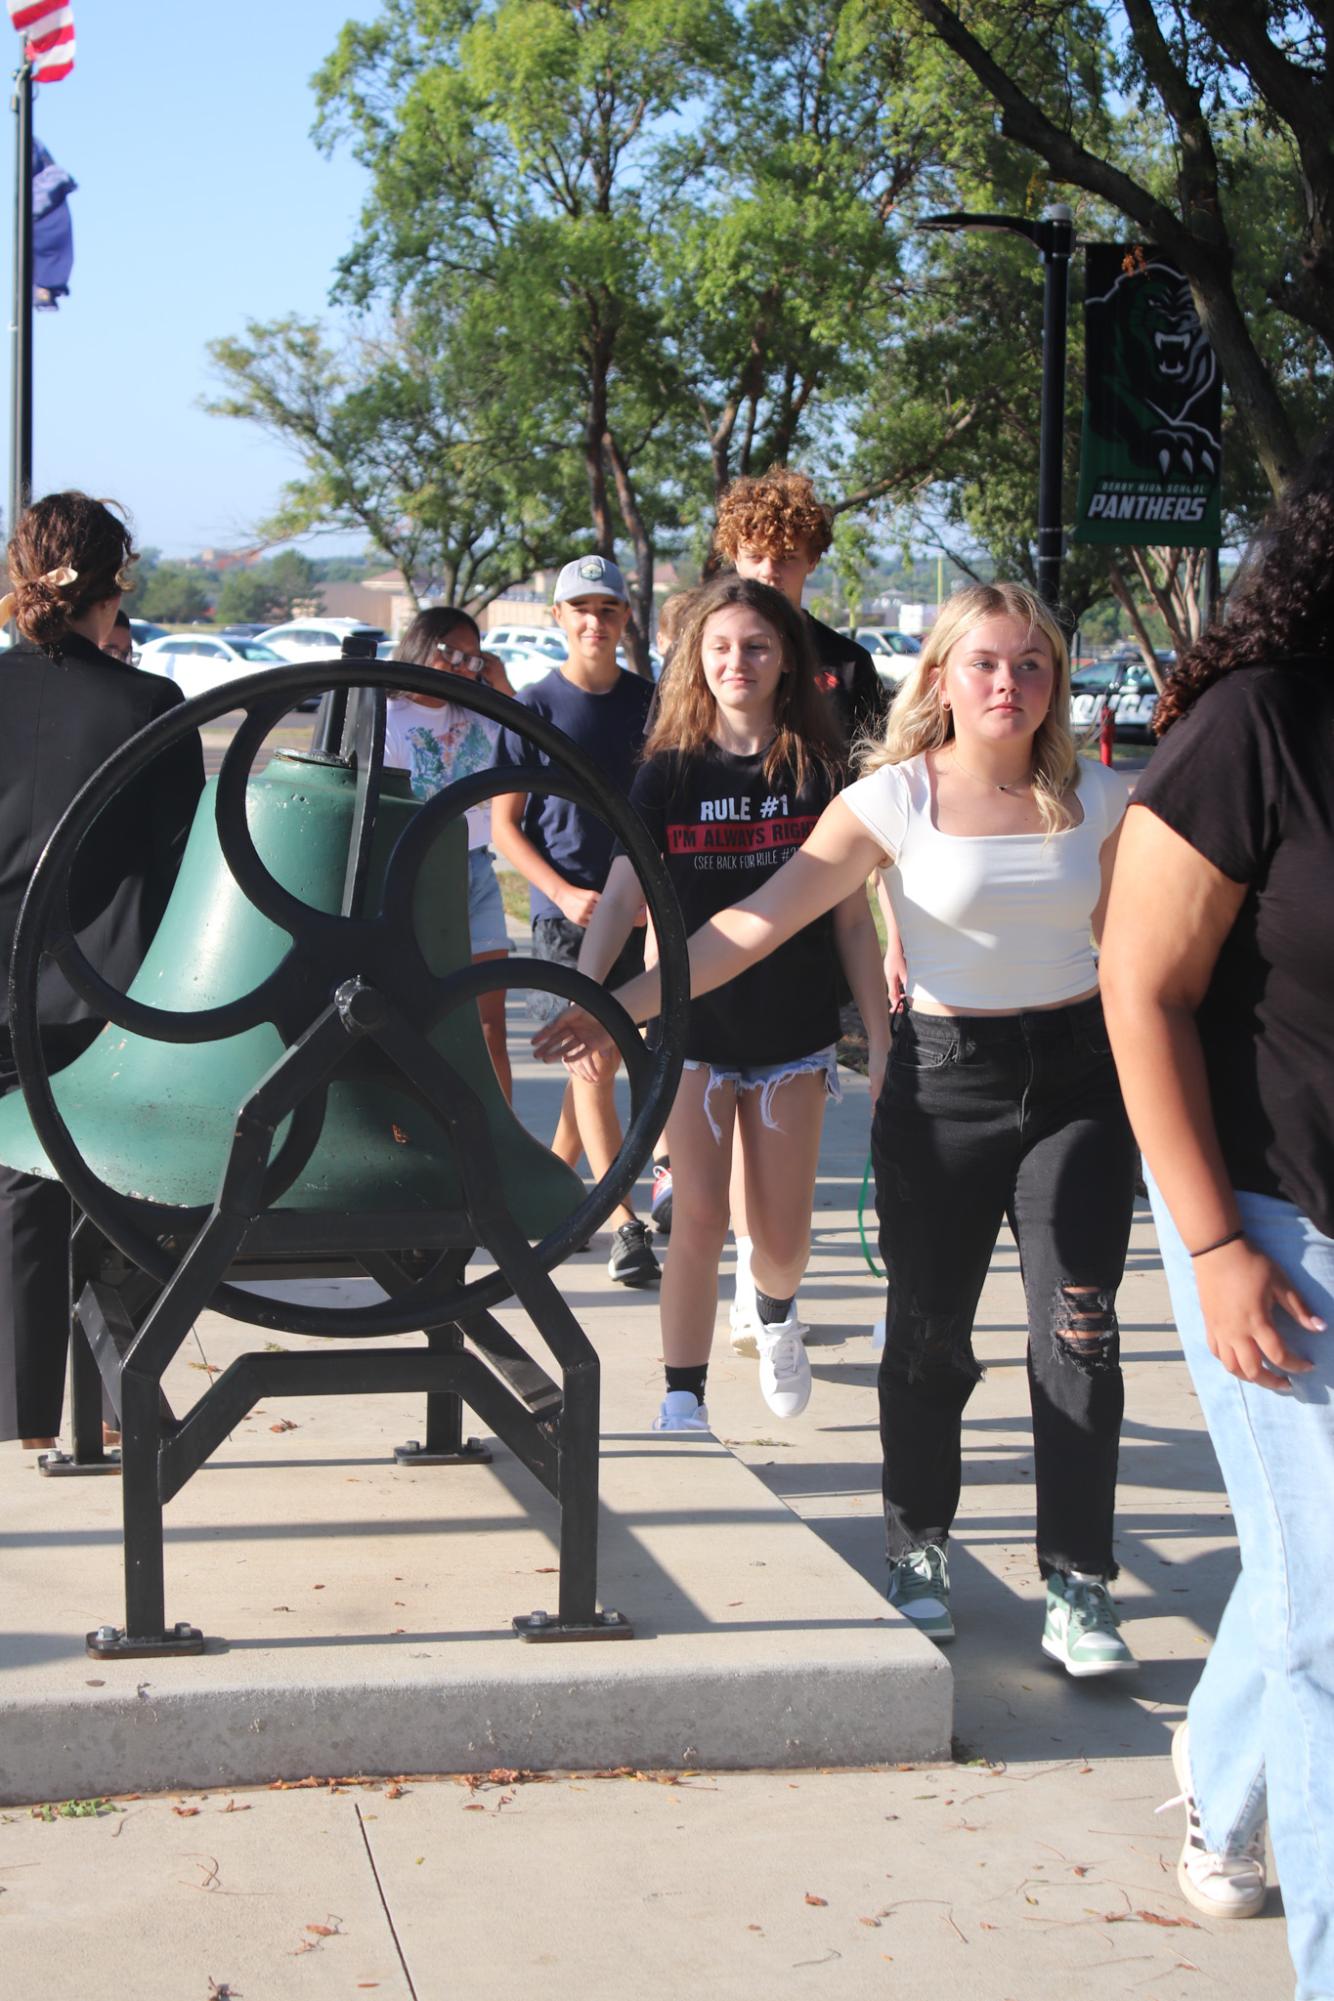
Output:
[944, 752, 1033, 797]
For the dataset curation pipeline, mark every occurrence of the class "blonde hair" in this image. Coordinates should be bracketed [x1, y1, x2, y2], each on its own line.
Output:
[859, 583, 1080, 835]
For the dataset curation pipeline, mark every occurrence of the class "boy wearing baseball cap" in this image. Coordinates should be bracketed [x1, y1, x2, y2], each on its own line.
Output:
[492, 555, 660, 1286]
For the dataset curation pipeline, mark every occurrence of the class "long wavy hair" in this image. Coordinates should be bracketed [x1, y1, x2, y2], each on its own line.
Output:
[7, 491, 136, 647]
[1156, 427, 1334, 735]
[644, 575, 844, 789]
[858, 582, 1080, 835]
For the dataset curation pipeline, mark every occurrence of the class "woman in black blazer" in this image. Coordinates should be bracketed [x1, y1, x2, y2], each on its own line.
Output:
[0, 492, 203, 1445]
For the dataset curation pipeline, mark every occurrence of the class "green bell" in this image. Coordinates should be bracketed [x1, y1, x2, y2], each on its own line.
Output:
[0, 750, 583, 1237]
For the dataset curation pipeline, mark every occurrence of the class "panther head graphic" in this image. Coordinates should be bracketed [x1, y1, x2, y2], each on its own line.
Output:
[1090, 259, 1221, 481]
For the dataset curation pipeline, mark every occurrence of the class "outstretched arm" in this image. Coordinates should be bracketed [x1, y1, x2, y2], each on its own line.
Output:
[534, 796, 890, 1069]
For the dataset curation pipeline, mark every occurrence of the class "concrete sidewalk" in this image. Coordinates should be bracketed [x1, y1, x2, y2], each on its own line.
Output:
[0, 997, 1296, 1996]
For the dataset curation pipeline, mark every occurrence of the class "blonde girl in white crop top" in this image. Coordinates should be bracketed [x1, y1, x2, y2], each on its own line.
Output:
[535, 580, 1140, 1672]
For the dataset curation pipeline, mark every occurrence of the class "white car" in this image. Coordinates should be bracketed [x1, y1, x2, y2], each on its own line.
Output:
[255, 618, 387, 664]
[484, 623, 567, 660]
[137, 632, 289, 702]
[487, 639, 562, 692]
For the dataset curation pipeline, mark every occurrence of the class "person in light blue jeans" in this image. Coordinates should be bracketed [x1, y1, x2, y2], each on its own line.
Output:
[1102, 428, 1334, 1999]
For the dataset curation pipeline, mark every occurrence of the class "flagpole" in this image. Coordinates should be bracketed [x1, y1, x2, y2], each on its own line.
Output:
[9, 53, 32, 549]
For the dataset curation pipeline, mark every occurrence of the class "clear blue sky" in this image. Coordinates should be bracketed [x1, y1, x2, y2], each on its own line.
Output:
[3, 1, 376, 555]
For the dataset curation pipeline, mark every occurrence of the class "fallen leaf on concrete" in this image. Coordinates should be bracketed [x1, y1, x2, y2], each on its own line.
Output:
[463, 1804, 485, 1813]
[305, 1923, 341, 1937]
[746, 1925, 763, 1933]
[535, 1566, 558, 1574]
[221, 1801, 250, 1814]
[384, 1784, 406, 1800]
[206, 1982, 239, 1999]
[269, 1777, 321, 1791]
[173, 1806, 201, 1818]
[804, 1894, 828, 1907]
[269, 1420, 298, 1433]
[858, 1917, 881, 1928]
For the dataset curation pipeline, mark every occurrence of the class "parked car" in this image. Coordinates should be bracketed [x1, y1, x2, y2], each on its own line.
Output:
[255, 618, 387, 664]
[216, 621, 271, 641]
[839, 625, 923, 659]
[487, 639, 563, 691]
[484, 623, 567, 660]
[127, 618, 170, 648]
[1068, 653, 1171, 742]
[137, 633, 291, 704]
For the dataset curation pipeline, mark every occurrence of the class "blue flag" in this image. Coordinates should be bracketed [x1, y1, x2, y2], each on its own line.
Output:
[32, 136, 75, 309]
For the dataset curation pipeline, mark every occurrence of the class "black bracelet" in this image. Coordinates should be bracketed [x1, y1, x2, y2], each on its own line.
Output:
[1189, 1228, 1244, 1260]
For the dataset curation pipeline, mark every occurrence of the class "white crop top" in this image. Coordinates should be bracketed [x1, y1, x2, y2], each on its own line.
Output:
[841, 754, 1129, 1010]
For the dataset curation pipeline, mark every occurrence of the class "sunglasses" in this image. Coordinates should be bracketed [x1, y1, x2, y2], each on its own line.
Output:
[433, 639, 486, 676]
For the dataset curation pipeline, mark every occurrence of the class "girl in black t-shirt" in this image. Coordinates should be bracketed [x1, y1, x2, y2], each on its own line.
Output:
[569, 576, 888, 1432]
[1102, 432, 1334, 1980]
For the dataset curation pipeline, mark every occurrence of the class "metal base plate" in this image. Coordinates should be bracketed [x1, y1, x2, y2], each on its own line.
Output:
[39, 1449, 122, 1478]
[393, 1437, 493, 1466]
[85, 1623, 206, 1661]
[513, 1609, 634, 1642]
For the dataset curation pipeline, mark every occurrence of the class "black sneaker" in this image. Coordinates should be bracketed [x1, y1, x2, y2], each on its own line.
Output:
[608, 1219, 661, 1287]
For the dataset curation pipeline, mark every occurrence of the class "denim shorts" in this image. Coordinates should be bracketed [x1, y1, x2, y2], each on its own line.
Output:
[527, 911, 646, 1026]
[468, 847, 510, 956]
[685, 1044, 842, 1143]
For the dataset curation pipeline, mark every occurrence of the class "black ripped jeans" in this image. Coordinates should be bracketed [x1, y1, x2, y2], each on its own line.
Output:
[871, 994, 1136, 1580]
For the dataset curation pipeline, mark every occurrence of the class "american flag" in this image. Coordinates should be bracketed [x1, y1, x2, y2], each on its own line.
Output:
[7, 1, 75, 83]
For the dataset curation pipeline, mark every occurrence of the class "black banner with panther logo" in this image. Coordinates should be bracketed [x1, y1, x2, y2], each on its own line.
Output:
[1073, 244, 1221, 548]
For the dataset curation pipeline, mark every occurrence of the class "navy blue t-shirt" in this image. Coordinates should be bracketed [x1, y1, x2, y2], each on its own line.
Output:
[494, 667, 655, 921]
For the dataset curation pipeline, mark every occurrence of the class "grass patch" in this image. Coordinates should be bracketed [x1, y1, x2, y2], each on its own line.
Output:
[497, 868, 530, 923]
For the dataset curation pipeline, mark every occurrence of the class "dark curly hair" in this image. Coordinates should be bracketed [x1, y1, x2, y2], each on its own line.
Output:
[6, 491, 136, 647]
[1155, 428, 1334, 735]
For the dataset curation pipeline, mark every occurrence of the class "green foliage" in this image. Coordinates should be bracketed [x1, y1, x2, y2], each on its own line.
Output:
[134, 562, 212, 624]
[214, 552, 320, 625]
[205, 0, 1334, 656]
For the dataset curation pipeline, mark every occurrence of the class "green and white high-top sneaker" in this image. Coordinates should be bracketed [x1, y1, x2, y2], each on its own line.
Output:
[887, 1543, 954, 1643]
[1042, 1571, 1136, 1676]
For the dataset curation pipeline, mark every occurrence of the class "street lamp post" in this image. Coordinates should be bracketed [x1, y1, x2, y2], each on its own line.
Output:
[916, 203, 1076, 615]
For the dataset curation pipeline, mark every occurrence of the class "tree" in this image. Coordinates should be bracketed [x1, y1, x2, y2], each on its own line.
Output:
[208, 315, 591, 611]
[899, 0, 1334, 493]
[214, 552, 321, 626]
[311, 0, 732, 668]
[133, 562, 211, 624]
[654, 0, 929, 510]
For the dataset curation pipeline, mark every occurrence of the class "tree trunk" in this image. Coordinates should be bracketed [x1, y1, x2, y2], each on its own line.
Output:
[585, 333, 616, 556]
[604, 425, 654, 677]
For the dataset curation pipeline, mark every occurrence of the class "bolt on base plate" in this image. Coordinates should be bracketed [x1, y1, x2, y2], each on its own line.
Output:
[39, 1447, 122, 1477]
[393, 1437, 493, 1467]
[85, 1621, 206, 1660]
[512, 1607, 634, 1642]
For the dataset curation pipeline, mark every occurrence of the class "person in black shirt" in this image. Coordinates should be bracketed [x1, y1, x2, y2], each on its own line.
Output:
[562, 576, 887, 1432]
[0, 493, 204, 1447]
[713, 466, 890, 748]
[1101, 431, 1334, 1984]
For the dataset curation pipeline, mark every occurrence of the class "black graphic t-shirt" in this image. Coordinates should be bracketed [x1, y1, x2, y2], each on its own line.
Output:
[627, 744, 841, 1068]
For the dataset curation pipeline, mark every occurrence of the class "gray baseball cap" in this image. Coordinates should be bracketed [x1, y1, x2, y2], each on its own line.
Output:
[552, 554, 629, 604]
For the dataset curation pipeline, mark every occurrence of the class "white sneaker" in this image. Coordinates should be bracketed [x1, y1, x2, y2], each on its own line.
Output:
[728, 1236, 760, 1355]
[651, 1391, 711, 1433]
[728, 1240, 811, 1356]
[1156, 1722, 1267, 1919]
[756, 1318, 812, 1417]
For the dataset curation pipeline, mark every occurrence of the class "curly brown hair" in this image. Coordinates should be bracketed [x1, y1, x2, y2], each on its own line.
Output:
[1156, 428, 1334, 735]
[644, 575, 843, 790]
[713, 466, 833, 564]
[7, 491, 137, 647]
